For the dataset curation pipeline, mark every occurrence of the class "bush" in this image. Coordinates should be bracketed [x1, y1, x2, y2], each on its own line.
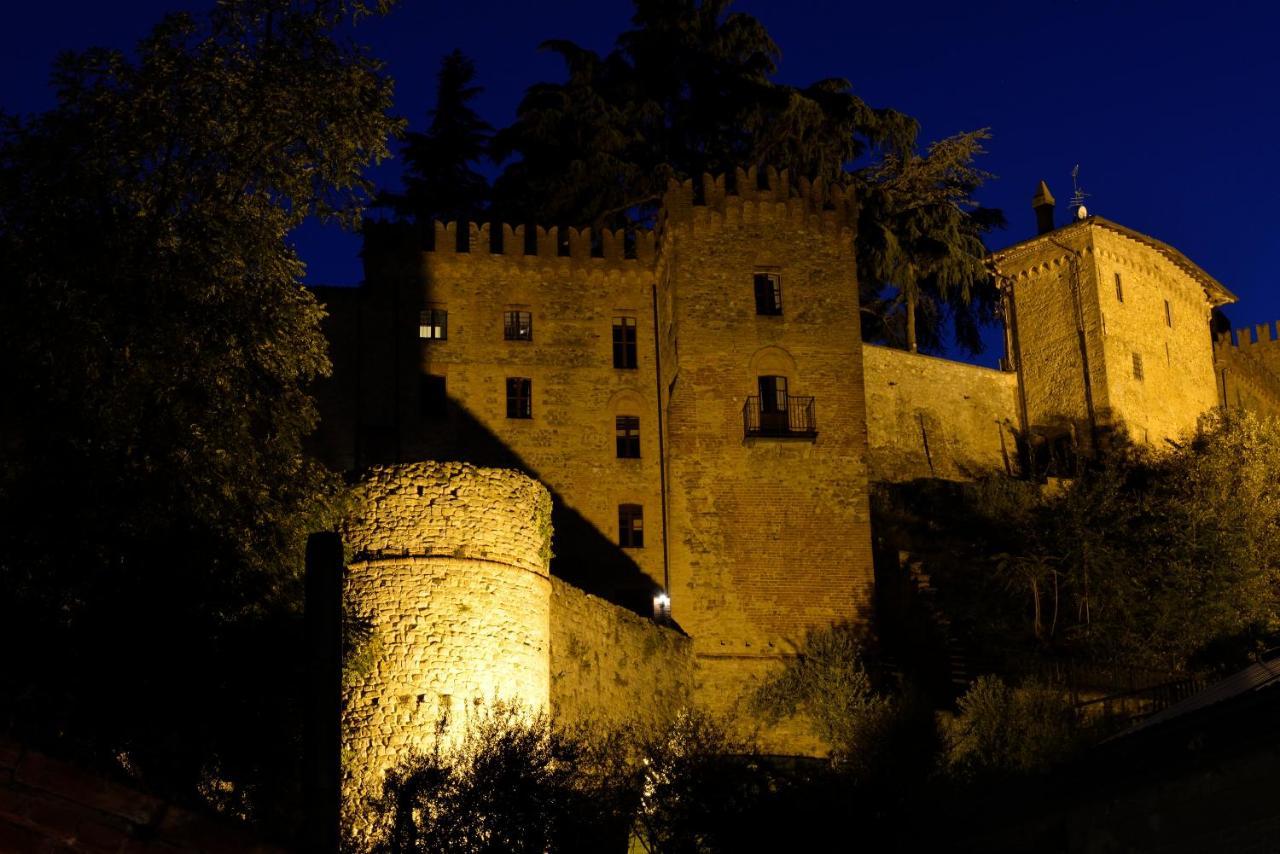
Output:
[369, 703, 629, 854]
[631, 709, 773, 853]
[941, 676, 1083, 779]
[752, 622, 898, 774]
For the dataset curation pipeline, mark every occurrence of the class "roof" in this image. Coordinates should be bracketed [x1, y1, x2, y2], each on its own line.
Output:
[989, 216, 1236, 307]
[1114, 655, 1280, 740]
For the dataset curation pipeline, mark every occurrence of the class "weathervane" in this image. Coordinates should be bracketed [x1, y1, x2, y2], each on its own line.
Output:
[1070, 164, 1090, 219]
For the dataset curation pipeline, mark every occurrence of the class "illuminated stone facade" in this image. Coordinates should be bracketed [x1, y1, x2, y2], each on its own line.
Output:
[990, 216, 1235, 455]
[339, 461, 692, 841]
[317, 169, 873, 755]
[317, 176, 1266, 788]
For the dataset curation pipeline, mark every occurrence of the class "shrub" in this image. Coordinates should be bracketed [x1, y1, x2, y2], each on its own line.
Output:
[369, 703, 629, 854]
[941, 676, 1082, 779]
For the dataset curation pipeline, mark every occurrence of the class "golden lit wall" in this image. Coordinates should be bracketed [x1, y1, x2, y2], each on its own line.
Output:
[1089, 228, 1219, 446]
[1001, 228, 1106, 451]
[356, 223, 668, 601]
[549, 577, 693, 730]
[999, 221, 1220, 451]
[861, 343, 1020, 481]
[339, 462, 553, 841]
[658, 170, 873, 755]
[1215, 324, 1280, 416]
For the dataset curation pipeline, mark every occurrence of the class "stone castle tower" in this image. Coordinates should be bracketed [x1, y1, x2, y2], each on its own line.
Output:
[316, 167, 873, 753]
[314, 171, 1278, 801]
[990, 183, 1235, 457]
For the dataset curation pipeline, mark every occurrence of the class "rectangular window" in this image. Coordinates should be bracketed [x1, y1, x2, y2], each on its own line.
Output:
[613, 317, 638, 369]
[420, 374, 446, 417]
[754, 273, 782, 315]
[504, 310, 533, 341]
[618, 504, 644, 548]
[615, 416, 640, 459]
[1132, 352, 1144, 381]
[1114, 273, 1124, 304]
[419, 308, 447, 340]
[506, 378, 532, 419]
[1164, 299, 1172, 328]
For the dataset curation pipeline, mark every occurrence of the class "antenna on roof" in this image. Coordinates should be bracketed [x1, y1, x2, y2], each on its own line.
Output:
[1069, 165, 1090, 219]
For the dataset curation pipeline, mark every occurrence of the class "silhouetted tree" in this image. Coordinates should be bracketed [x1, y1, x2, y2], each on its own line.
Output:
[486, 0, 998, 354]
[0, 0, 397, 838]
[859, 130, 1006, 353]
[388, 49, 492, 223]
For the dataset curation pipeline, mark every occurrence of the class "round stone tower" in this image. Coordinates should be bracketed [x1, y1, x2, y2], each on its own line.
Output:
[339, 461, 553, 838]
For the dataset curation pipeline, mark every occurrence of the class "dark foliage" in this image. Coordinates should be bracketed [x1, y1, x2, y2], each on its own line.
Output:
[875, 413, 1280, 676]
[479, 0, 1002, 354]
[0, 0, 397, 840]
[384, 49, 492, 223]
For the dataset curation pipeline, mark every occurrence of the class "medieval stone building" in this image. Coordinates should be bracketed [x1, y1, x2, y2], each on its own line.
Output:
[312, 171, 1280, 823]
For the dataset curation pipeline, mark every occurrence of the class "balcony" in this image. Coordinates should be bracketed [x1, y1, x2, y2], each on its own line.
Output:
[742, 395, 817, 439]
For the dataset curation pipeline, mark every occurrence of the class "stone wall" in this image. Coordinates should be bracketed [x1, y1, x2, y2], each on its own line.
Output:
[1089, 227, 1220, 446]
[658, 171, 873, 754]
[998, 227, 1109, 453]
[344, 221, 666, 610]
[861, 343, 1019, 482]
[1214, 323, 1280, 416]
[549, 578, 692, 731]
[339, 462, 553, 841]
[995, 220, 1224, 454]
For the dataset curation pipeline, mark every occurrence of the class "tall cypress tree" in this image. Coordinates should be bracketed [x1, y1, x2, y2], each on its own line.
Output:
[392, 49, 492, 223]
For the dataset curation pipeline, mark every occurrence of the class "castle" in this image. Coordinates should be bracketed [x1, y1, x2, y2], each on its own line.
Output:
[311, 169, 1280, 829]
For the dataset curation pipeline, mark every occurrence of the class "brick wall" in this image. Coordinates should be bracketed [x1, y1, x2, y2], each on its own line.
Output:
[658, 171, 874, 753]
[1090, 228, 1219, 446]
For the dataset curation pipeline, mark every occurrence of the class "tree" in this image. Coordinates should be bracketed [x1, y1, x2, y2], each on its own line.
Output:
[387, 49, 492, 223]
[752, 623, 891, 766]
[486, 0, 997, 353]
[904, 412, 1280, 674]
[858, 130, 1006, 354]
[0, 0, 397, 836]
[941, 676, 1084, 779]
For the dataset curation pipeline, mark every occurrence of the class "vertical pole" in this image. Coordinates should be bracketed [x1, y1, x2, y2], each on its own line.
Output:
[304, 531, 343, 853]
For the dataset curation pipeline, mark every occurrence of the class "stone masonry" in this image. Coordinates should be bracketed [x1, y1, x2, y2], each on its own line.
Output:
[315, 175, 1272, 782]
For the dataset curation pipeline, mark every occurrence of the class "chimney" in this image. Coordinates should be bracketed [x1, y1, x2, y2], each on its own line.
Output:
[1032, 180, 1056, 235]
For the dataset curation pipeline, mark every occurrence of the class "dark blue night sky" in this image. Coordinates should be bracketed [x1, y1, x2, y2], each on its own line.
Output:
[3, 1, 1276, 365]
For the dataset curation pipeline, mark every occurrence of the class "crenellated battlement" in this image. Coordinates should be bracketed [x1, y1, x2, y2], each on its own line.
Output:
[362, 168, 856, 272]
[1215, 321, 1280, 352]
[364, 218, 657, 267]
[660, 167, 858, 244]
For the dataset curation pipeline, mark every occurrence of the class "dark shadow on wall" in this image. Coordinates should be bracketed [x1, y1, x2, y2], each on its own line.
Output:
[356, 397, 662, 619]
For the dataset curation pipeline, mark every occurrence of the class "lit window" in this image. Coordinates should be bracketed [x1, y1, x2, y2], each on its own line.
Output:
[504, 310, 533, 341]
[619, 504, 644, 548]
[420, 374, 446, 417]
[1114, 273, 1124, 304]
[754, 273, 782, 315]
[613, 317, 638, 369]
[419, 308, 447, 340]
[616, 416, 640, 458]
[1164, 299, 1172, 328]
[506, 378, 532, 419]
[1132, 352, 1144, 381]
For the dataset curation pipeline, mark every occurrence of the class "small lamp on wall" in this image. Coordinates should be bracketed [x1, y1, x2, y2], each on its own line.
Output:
[653, 590, 672, 622]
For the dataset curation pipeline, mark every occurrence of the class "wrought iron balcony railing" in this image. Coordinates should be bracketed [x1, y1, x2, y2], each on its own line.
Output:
[742, 395, 817, 439]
